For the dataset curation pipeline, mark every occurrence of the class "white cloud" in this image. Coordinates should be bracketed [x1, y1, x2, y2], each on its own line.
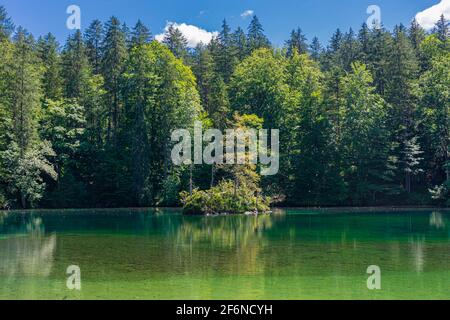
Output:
[241, 10, 254, 18]
[415, 0, 450, 30]
[155, 22, 218, 48]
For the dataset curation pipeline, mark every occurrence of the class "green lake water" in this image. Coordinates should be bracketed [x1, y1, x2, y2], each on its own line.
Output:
[1, 208, 450, 300]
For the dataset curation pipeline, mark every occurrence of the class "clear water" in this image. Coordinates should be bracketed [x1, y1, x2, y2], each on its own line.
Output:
[1, 208, 450, 300]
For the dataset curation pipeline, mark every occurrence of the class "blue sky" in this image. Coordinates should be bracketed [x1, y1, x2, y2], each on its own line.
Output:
[1, 0, 448, 47]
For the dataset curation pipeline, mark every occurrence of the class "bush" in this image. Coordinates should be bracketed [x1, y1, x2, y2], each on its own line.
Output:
[430, 181, 450, 207]
[0, 192, 7, 210]
[181, 180, 271, 215]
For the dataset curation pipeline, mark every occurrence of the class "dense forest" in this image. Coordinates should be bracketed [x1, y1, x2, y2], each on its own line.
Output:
[0, 6, 449, 209]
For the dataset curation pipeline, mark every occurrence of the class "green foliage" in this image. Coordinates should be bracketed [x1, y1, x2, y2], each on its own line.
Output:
[247, 16, 270, 53]
[102, 17, 128, 142]
[9, 27, 43, 158]
[285, 28, 308, 56]
[84, 20, 103, 74]
[181, 113, 270, 215]
[37, 33, 62, 100]
[130, 19, 152, 47]
[338, 63, 395, 203]
[181, 180, 270, 215]
[123, 42, 202, 206]
[0, 5, 14, 40]
[0, 141, 57, 208]
[161, 24, 188, 60]
[62, 30, 92, 99]
[0, 7, 449, 209]
[229, 48, 288, 130]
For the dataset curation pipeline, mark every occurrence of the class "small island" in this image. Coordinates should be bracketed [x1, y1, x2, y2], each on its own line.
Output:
[180, 114, 272, 215]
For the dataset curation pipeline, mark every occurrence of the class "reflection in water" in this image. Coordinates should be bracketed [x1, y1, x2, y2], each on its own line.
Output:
[175, 214, 283, 276]
[409, 236, 425, 273]
[0, 216, 56, 278]
[430, 212, 446, 229]
[177, 214, 278, 247]
[1, 209, 450, 299]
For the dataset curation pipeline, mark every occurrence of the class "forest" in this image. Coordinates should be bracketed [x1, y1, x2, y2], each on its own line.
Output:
[0, 5, 449, 210]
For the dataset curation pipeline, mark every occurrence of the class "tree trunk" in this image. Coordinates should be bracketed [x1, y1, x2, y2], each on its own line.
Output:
[210, 165, 215, 188]
[20, 192, 26, 209]
[405, 171, 411, 193]
[189, 164, 193, 196]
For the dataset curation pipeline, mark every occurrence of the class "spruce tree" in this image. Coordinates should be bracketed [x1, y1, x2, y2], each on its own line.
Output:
[37, 33, 62, 101]
[247, 16, 270, 52]
[62, 30, 91, 99]
[366, 26, 392, 95]
[330, 29, 343, 52]
[102, 16, 127, 142]
[0, 5, 14, 40]
[130, 19, 152, 47]
[84, 20, 103, 74]
[309, 36, 322, 60]
[214, 19, 236, 82]
[433, 14, 449, 42]
[285, 28, 308, 56]
[386, 25, 422, 194]
[339, 28, 361, 71]
[162, 24, 188, 60]
[358, 23, 371, 63]
[10, 27, 41, 155]
[409, 18, 426, 51]
[232, 27, 248, 61]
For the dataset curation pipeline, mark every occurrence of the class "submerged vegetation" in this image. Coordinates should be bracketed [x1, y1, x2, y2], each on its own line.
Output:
[0, 6, 449, 211]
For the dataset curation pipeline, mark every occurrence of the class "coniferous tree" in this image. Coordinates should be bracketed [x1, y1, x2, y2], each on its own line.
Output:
[37, 33, 62, 101]
[409, 19, 427, 71]
[62, 30, 91, 99]
[232, 27, 248, 61]
[162, 24, 188, 60]
[409, 19, 426, 51]
[214, 19, 236, 82]
[285, 28, 308, 57]
[339, 63, 394, 204]
[286, 52, 344, 205]
[330, 28, 343, 52]
[102, 16, 127, 142]
[84, 20, 103, 74]
[309, 36, 322, 60]
[358, 23, 371, 63]
[433, 14, 449, 42]
[130, 19, 152, 47]
[0, 8, 449, 208]
[193, 46, 230, 128]
[386, 25, 422, 194]
[247, 16, 270, 53]
[10, 27, 41, 155]
[3, 27, 57, 208]
[420, 51, 450, 201]
[0, 5, 14, 40]
[366, 25, 392, 95]
[338, 28, 361, 71]
[285, 28, 308, 56]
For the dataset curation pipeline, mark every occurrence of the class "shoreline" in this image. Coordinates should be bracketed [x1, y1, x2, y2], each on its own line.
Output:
[1, 206, 449, 214]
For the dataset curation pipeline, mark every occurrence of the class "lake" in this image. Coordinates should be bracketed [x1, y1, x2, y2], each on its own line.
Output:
[0, 208, 450, 300]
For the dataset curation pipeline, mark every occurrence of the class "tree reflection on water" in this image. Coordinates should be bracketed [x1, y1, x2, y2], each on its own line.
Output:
[0, 213, 56, 278]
